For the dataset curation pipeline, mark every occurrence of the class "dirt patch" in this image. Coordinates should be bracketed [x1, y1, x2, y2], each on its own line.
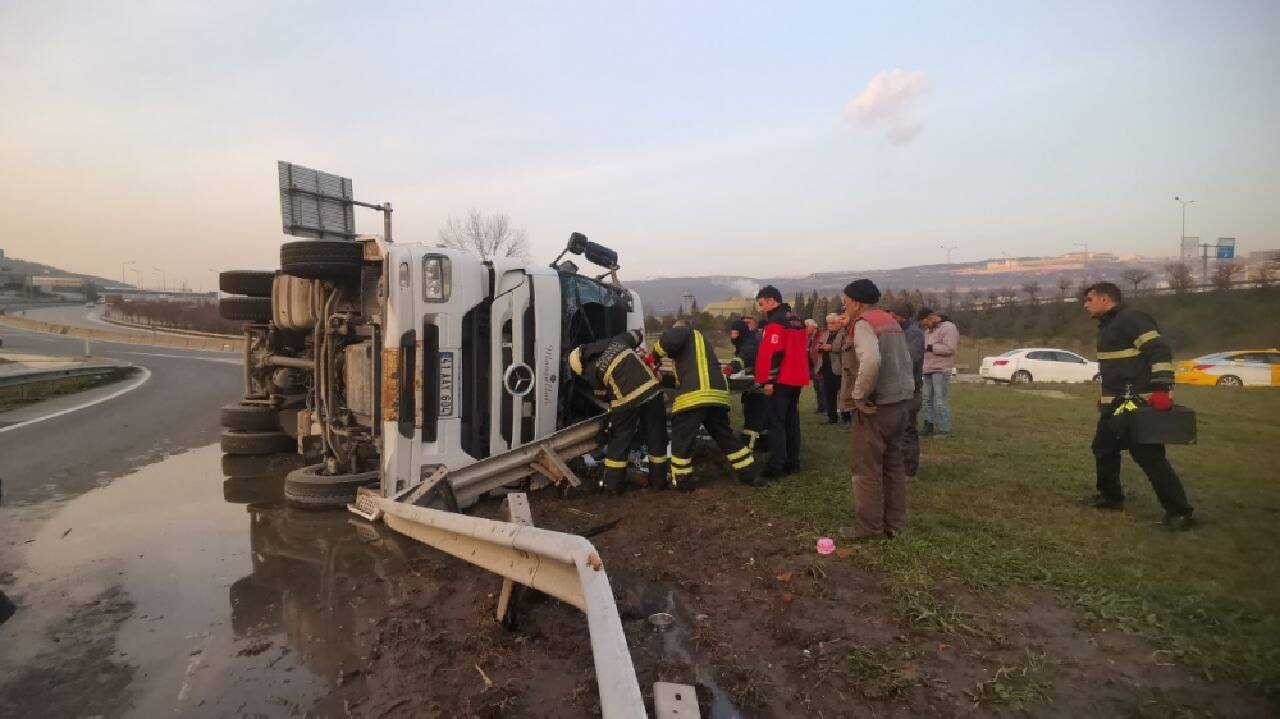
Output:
[0, 585, 136, 718]
[320, 477, 1271, 718]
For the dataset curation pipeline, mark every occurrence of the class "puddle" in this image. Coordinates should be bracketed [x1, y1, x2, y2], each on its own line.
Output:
[657, 590, 741, 719]
[0, 444, 427, 718]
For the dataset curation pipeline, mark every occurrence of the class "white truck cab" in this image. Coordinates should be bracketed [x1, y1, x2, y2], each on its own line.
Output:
[225, 232, 643, 507]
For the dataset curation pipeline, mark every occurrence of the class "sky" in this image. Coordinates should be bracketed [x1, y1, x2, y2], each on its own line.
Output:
[1, 0, 1277, 290]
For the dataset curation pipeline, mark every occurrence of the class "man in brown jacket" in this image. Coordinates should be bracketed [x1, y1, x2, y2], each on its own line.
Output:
[837, 279, 917, 540]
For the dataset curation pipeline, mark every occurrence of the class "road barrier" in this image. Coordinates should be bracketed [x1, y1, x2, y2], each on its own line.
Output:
[354, 491, 698, 719]
[0, 364, 137, 405]
[0, 313, 243, 353]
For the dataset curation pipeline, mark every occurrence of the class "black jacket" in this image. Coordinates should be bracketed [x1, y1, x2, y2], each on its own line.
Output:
[727, 327, 761, 377]
[1095, 304, 1174, 402]
[578, 330, 660, 410]
[654, 325, 730, 413]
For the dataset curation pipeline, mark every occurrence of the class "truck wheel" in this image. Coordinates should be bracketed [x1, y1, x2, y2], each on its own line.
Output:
[221, 452, 301, 479]
[219, 297, 273, 322]
[220, 403, 280, 432]
[284, 463, 379, 509]
[222, 477, 282, 504]
[221, 429, 295, 455]
[280, 241, 363, 281]
[219, 270, 276, 297]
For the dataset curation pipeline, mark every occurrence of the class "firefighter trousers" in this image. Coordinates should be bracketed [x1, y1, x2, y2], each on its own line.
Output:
[669, 405, 757, 489]
[602, 394, 669, 493]
[1091, 411, 1193, 516]
[740, 392, 768, 452]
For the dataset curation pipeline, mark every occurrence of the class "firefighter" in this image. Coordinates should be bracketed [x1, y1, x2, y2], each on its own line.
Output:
[724, 319, 768, 453]
[652, 321, 761, 489]
[1082, 282, 1194, 530]
[568, 329, 669, 495]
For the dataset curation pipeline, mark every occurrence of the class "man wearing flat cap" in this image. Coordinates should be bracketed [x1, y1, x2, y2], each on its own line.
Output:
[837, 279, 916, 540]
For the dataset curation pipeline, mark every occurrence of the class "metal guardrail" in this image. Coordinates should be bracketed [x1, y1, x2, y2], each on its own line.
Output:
[0, 364, 129, 388]
[0, 314, 242, 353]
[363, 493, 655, 719]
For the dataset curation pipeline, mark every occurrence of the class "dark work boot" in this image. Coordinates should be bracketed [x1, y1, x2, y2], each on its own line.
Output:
[1081, 494, 1124, 510]
[921, 421, 934, 437]
[1162, 513, 1196, 531]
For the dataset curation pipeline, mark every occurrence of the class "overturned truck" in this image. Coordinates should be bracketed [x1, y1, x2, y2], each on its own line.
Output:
[218, 163, 644, 509]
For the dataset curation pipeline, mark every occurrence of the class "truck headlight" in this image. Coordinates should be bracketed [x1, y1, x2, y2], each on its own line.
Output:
[423, 255, 451, 301]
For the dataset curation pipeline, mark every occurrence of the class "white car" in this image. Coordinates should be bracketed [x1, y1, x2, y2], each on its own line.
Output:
[980, 348, 1100, 384]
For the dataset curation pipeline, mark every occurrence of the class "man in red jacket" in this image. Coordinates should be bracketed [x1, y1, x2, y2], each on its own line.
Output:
[754, 285, 811, 479]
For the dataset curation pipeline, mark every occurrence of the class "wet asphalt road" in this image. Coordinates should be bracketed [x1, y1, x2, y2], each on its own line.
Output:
[0, 310, 418, 717]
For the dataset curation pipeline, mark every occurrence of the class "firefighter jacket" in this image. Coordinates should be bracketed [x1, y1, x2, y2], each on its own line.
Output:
[754, 303, 811, 387]
[1095, 304, 1175, 404]
[576, 330, 661, 410]
[654, 326, 730, 414]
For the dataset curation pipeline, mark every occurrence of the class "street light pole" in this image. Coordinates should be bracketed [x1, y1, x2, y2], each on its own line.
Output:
[1174, 195, 1195, 257]
[940, 245, 958, 264]
[122, 260, 136, 285]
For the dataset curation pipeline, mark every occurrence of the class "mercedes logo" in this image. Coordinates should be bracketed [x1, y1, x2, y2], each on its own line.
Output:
[503, 363, 535, 397]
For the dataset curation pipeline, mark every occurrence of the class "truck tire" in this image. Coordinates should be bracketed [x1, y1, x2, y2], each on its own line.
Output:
[220, 403, 280, 432]
[221, 452, 301, 479]
[219, 270, 275, 297]
[284, 463, 379, 509]
[222, 477, 282, 505]
[221, 429, 294, 455]
[280, 241, 363, 280]
[219, 297, 272, 322]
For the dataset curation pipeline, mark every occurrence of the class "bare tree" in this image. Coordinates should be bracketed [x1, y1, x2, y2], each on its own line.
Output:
[1020, 281, 1041, 304]
[1121, 268, 1153, 295]
[1056, 277, 1073, 302]
[1211, 262, 1243, 291]
[437, 209, 529, 260]
[944, 286, 958, 309]
[1252, 261, 1277, 287]
[986, 289, 1000, 306]
[997, 287, 1015, 305]
[1164, 263, 1194, 294]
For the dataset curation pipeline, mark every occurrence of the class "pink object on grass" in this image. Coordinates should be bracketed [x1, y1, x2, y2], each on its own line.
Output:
[816, 537, 836, 555]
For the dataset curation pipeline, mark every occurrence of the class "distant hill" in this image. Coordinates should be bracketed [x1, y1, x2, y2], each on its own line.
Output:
[0, 255, 129, 289]
[626, 257, 1177, 313]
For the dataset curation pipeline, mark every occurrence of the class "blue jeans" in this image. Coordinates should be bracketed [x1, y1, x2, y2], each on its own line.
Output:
[922, 372, 951, 434]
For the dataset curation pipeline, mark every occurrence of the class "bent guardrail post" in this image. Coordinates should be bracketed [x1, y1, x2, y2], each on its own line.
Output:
[369, 495, 648, 719]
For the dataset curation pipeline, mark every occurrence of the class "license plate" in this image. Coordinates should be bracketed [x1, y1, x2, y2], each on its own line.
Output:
[438, 352, 455, 417]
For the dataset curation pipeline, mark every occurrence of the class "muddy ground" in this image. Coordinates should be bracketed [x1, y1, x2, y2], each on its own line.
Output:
[321, 469, 1270, 719]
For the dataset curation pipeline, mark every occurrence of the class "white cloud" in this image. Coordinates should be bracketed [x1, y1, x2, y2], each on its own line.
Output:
[844, 69, 930, 146]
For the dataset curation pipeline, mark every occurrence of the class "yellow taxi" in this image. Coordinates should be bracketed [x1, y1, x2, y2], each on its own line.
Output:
[1175, 350, 1280, 387]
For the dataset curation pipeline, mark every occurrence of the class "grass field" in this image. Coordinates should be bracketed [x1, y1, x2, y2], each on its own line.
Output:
[735, 381, 1280, 698]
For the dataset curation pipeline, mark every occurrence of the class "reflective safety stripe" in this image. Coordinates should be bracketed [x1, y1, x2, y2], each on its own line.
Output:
[603, 352, 632, 399]
[694, 331, 710, 394]
[611, 378, 659, 408]
[1151, 362, 1174, 373]
[1097, 348, 1141, 360]
[672, 388, 730, 412]
[648, 455, 668, 464]
[653, 340, 667, 358]
[1134, 330, 1160, 349]
[670, 456, 692, 466]
[670, 465, 693, 476]
[742, 429, 759, 449]
[726, 446, 752, 462]
[603, 458, 629, 469]
[731, 456, 754, 470]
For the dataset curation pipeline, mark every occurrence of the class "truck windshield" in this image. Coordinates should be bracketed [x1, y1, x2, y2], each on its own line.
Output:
[559, 273, 629, 347]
